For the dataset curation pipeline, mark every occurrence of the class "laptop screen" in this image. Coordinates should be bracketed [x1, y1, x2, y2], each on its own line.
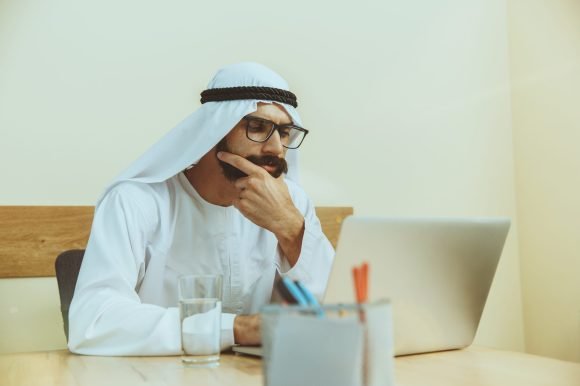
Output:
[323, 216, 510, 356]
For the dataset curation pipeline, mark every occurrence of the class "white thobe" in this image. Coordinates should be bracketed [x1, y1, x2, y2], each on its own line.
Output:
[68, 172, 334, 356]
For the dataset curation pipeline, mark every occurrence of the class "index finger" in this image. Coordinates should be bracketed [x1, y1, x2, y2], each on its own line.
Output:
[217, 151, 266, 176]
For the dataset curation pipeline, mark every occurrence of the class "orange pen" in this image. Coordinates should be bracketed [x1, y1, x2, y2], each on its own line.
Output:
[361, 262, 369, 303]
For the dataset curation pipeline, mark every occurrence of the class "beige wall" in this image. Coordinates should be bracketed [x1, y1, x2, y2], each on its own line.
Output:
[0, 0, 525, 354]
[508, 0, 580, 362]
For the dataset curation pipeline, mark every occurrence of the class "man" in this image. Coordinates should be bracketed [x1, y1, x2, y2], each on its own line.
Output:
[68, 62, 334, 355]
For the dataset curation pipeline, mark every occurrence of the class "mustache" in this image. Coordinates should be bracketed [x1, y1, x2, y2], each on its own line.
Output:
[246, 155, 288, 174]
[219, 154, 288, 181]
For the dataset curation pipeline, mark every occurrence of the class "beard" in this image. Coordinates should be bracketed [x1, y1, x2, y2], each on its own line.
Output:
[215, 138, 288, 182]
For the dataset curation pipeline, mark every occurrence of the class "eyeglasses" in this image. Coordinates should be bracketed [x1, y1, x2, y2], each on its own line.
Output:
[242, 116, 309, 149]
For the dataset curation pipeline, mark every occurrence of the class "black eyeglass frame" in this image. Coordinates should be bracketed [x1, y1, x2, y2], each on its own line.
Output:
[241, 116, 309, 149]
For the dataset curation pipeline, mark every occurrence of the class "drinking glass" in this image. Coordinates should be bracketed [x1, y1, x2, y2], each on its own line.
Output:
[178, 274, 223, 366]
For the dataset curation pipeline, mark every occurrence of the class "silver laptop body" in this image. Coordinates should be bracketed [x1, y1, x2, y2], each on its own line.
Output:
[324, 216, 510, 356]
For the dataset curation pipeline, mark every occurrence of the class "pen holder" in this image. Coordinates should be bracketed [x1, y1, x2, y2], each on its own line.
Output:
[260, 300, 394, 386]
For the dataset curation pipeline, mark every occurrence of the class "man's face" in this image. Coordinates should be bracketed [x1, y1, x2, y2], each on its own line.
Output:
[216, 103, 290, 181]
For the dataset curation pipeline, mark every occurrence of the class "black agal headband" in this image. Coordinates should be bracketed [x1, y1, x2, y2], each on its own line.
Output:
[200, 86, 298, 108]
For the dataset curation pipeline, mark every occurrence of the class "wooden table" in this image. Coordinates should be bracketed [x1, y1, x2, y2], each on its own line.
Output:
[1, 346, 579, 386]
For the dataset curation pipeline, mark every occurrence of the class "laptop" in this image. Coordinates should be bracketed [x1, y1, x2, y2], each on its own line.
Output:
[233, 216, 510, 357]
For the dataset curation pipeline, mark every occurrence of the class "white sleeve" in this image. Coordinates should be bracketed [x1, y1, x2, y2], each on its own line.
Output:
[68, 184, 182, 356]
[276, 184, 335, 300]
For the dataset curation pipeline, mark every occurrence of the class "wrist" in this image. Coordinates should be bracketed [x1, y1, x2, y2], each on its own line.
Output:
[274, 208, 304, 244]
[274, 208, 305, 267]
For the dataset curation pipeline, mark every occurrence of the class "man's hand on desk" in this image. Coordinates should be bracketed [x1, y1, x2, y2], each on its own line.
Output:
[234, 314, 261, 345]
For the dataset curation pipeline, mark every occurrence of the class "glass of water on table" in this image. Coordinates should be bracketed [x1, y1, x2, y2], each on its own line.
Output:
[178, 274, 223, 366]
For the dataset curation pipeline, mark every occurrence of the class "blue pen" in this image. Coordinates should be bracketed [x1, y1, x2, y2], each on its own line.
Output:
[281, 277, 308, 306]
[294, 280, 325, 317]
[294, 281, 320, 307]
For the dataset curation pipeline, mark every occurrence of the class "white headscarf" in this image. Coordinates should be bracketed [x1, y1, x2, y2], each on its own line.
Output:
[98, 62, 302, 205]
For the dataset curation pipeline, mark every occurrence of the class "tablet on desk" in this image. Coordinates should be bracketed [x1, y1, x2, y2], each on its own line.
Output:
[234, 216, 510, 358]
